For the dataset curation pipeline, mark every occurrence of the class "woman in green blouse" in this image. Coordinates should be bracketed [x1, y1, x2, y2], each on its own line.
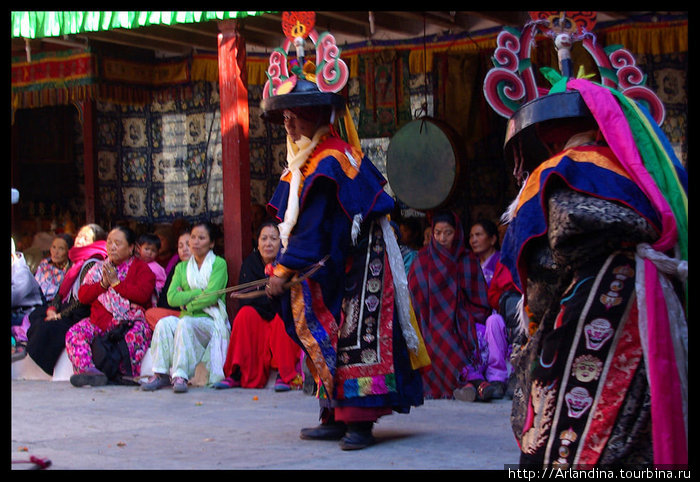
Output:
[140, 221, 229, 393]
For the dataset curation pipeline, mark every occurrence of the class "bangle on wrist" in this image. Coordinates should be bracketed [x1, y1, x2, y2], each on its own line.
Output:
[110, 279, 120, 288]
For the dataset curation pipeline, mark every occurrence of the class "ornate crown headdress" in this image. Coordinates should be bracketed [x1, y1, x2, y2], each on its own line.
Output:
[260, 11, 350, 124]
[483, 11, 666, 181]
[483, 11, 665, 124]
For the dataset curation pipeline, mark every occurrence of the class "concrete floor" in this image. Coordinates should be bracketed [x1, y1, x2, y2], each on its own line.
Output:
[11, 378, 521, 470]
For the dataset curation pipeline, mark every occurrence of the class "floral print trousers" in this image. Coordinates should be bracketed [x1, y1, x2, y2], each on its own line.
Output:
[65, 318, 153, 376]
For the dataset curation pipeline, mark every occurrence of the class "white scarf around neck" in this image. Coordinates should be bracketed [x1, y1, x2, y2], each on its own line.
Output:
[278, 125, 329, 251]
[186, 250, 228, 326]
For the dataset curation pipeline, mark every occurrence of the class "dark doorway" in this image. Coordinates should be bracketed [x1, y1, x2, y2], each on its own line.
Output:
[11, 105, 83, 240]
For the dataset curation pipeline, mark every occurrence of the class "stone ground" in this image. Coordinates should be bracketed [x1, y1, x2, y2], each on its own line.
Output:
[11, 379, 521, 471]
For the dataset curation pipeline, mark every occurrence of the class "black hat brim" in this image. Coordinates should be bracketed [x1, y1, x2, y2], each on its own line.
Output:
[503, 91, 594, 172]
[261, 91, 346, 124]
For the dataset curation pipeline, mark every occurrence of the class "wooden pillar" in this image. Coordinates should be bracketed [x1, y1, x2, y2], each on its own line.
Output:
[81, 100, 97, 225]
[218, 20, 252, 318]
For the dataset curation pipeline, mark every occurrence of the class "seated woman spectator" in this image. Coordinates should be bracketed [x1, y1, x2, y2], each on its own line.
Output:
[460, 219, 510, 400]
[488, 260, 524, 347]
[214, 220, 303, 391]
[11, 237, 44, 323]
[66, 225, 155, 387]
[408, 211, 492, 401]
[154, 220, 190, 276]
[136, 232, 167, 305]
[24, 224, 108, 375]
[140, 222, 229, 393]
[34, 233, 74, 303]
[144, 229, 192, 330]
[11, 238, 44, 361]
[22, 231, 55, 274]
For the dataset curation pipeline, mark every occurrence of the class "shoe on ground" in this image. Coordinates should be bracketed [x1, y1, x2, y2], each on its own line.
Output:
[275, 374, 303, 392]
[172, 376, 188, 393]
[339, 422, 375, 450]
[274, 375, 291, 392]
[70, 368, 108, 387]
[11, 343, 27, 362]
[453, 383, 477, 402]
[491, 381, 506, 399]
[300, 422, 347, 441]
[213, 376, 240, 389]
[141, 373, 171, 391]
[476, 380, 496, 401]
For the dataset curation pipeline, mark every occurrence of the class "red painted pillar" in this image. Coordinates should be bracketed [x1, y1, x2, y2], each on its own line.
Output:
[218, 20, 252, 318]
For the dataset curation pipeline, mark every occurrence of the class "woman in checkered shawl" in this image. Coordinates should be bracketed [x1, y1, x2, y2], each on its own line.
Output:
[408, 211, 491, 399]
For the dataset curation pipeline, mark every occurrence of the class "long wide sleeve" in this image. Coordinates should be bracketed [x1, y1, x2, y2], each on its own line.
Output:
[166, 262, 201, 309]
[185, 257, 228, 313]
[167, 257, 228, 317]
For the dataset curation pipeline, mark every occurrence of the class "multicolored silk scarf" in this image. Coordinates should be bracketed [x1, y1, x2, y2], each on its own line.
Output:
[34, 258, 69, 302]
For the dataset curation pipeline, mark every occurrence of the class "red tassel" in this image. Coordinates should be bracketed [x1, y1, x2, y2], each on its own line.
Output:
[29, 456, 52, 469]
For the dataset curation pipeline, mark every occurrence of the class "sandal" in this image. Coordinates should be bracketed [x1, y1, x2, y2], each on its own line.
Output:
[172, 376, 188, 393]
[274, 375, 291, 392]
[213, 377, 240, 389]
[476, 381, 496, 402]
[141, 373, 171, 391]
[453, 383, 477, 402]
[454, 380, 496, 402]
[11, 343, 27, 363]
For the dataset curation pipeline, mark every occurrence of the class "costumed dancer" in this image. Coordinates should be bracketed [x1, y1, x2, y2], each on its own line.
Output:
[483, 11, 688, 468]
[259, 12, 429, 450]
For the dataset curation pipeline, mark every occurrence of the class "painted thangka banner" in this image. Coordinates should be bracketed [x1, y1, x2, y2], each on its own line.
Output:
[95, 81, 223, 225]
[162, 167, 188, 213]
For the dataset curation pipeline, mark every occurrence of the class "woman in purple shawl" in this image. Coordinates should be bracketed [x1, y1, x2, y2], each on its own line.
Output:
[464, 219, 511, 400]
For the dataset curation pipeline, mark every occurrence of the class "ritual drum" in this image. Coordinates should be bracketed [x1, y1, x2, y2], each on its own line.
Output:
[386, 117, 463, 211]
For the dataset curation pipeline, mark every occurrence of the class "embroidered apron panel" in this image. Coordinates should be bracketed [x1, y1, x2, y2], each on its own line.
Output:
[518, 251, 640, 468]
[336, 220, 396, 399]
[291, 220, 397, 402]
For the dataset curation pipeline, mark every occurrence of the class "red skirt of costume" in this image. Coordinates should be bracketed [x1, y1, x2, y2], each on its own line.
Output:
[223, 305, 301, 388]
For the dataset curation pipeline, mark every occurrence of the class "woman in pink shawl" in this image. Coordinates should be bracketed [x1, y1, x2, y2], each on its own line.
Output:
[25, 224, 108, 376]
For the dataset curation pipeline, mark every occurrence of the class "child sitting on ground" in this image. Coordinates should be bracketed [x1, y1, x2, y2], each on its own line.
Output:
[136, 233, 167, 307]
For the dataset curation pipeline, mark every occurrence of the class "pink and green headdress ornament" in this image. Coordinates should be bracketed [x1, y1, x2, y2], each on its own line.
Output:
[483, 11, 665, 125]
[261, 11, 350, 125]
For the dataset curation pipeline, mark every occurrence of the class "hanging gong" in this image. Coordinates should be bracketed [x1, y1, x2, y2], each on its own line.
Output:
[386, 117, 462, 211]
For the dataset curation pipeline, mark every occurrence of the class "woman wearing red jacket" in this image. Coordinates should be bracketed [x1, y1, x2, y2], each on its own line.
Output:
[66, 225, 155, 387]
